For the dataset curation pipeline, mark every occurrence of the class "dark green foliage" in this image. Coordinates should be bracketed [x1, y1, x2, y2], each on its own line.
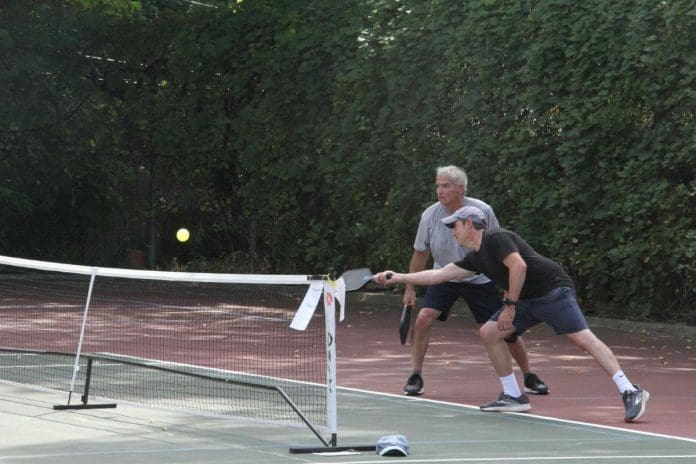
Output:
[1, 0, 693, 322]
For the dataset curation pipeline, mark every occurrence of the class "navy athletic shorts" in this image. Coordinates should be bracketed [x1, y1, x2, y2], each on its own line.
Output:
[421, 281, 502, 324]
[489, 286, 589, 336]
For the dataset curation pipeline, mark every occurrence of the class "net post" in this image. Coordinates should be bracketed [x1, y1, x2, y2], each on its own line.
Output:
[54, 271, 113, 410]
[53, 357, 117, 410]
[80, 357, 95, 404]
[53, 269, 117, 410]
[288, 272, 376, 455]
[67, 269, 97, 400]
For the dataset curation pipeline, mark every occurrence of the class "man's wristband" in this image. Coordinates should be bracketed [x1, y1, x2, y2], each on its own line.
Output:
[503, 298, 517, 306]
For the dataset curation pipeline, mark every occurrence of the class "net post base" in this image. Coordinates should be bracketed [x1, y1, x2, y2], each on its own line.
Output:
[53, 403, 117, 410]
[289, 445, 376, 454]
[52, 356, 118, 410]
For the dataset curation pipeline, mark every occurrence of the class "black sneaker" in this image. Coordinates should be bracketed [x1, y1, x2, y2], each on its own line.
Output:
[623, 385, 649, 422]
[404, 373, 424, 396]
[480, 392, 531, 412]
[524, 372, 549, 395]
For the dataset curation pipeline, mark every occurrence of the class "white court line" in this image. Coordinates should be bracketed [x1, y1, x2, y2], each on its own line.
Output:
[0, 364, 73, 369]
[2, 450, 694, 463]
[1, 380, 695, 462]
[310, 456, 696, 464]
[337, 385, 696, 445]
[3, 362, 693, 445]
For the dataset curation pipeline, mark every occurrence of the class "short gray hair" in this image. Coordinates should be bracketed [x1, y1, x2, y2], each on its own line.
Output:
[436, 165, 468, 194]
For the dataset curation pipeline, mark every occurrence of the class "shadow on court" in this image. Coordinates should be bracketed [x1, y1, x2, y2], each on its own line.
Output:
[2, 380, 696, 464]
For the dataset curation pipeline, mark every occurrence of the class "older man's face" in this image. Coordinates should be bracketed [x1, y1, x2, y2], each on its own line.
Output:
[435, 175, 464, 210]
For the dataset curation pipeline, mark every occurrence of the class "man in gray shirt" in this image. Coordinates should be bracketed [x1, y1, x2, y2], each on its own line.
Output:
[403, 166, 548, 397]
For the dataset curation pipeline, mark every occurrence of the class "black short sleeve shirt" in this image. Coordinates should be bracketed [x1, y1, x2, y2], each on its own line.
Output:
[455, 228, 574, 299]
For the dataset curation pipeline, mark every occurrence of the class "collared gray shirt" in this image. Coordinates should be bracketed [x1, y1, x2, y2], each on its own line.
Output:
[413, 197, 499, 284]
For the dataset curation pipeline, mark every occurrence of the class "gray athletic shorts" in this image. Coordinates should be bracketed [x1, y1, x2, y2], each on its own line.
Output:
[489, 286, 589, 336]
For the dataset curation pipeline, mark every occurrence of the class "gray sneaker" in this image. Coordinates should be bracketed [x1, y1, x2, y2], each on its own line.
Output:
[480, 392, 531, 412]
[623, 386, 649, 422]
[404, 373, 424, 396]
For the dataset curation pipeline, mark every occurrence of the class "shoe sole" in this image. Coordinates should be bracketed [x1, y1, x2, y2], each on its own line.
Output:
[404, 389, 424, 396]
[624, 390, 650, 422]
[524, 386, 549, 395]
[480, 403, 531, 413]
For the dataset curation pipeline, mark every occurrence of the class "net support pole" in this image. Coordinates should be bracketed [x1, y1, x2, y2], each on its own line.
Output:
[324, 287, 338, 447]
[54, 269, 116, 410]
[289, 279, 376, 454]
[66, 268, 97, 404]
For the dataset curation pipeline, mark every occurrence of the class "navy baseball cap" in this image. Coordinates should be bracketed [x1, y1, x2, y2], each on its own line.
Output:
[441, 205, 487, 228]
[376, 434, 410, 456]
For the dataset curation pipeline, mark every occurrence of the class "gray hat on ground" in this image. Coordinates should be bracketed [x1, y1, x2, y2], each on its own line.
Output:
[441, 205, 487, 228]
[376, 434, 410, 456]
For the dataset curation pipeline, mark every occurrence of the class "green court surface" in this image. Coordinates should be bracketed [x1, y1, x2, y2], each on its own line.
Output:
[1, 381, 695, 464]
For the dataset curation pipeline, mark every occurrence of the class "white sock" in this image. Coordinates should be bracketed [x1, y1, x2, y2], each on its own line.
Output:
[612, 370, 636, 393]
[500, 373, 522, 397]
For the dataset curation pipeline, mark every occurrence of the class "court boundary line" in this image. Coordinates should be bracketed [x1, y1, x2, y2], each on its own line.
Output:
[336, 385, 696, 444]
[3, 450, 696, 463]
[6, 377, 691, 445]
[309, 456, 696, 464]
[2, 380, 695, 463]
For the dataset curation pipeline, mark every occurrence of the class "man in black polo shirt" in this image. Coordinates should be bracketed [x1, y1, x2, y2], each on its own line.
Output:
[374, 206, 649, 423]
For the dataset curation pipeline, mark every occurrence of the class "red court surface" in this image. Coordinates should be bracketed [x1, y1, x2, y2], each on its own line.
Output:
[340, 292, 696, 440]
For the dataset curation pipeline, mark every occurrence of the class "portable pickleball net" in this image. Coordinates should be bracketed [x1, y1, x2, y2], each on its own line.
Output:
[0, 255, 375, 453]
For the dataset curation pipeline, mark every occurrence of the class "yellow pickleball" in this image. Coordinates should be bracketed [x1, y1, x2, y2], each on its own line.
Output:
[176, 228, 190, 242]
